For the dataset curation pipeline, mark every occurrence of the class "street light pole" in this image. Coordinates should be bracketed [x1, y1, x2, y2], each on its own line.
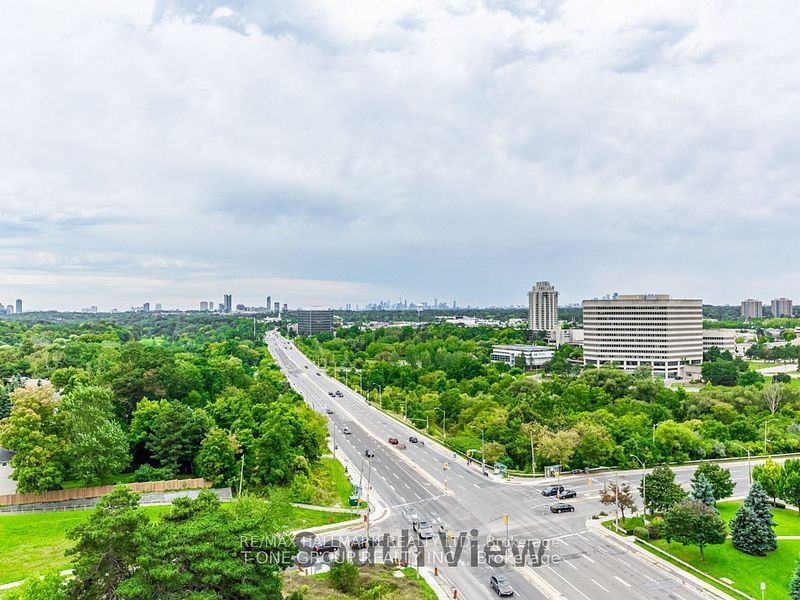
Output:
[631, 454, 646, 524]
[731, 442, 752, 485]
[434, 407, 446, 440]
[530, 430, 536, 477]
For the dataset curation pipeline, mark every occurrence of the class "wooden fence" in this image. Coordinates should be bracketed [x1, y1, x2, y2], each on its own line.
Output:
[0, 478, 212, 506]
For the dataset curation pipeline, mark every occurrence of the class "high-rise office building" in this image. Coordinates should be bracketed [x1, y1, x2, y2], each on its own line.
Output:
[741, 299, 763, 319]
[583, 294, 703, 379]
[155, 303, 162, 312]
[15, 299, 22, 314]
[266, 296, 272, 312]
[224, 294, 232, 313]
[282, 303, 288, 313]
[771, 298, 793, 318]
[527, 281, 559, 333]
[200, 301, 209, 311]
[274, 300, 279, 314]
[143, 302, 151, 312]
[297, 308, 334, 335]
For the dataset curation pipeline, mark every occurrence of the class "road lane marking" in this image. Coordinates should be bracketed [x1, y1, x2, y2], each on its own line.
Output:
[591, 579, 609, 592]
[582, 554, 595, 563]
[613, 575, 631, 587]
[544, 566, 590, 600]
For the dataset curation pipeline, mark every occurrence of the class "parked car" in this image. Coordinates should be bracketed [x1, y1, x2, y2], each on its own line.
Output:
[549, 502, 575, 513]
[570, 469, 584, 474]
[409, 436, 418, 444]
[343, 426, 351, 435]
[388, 438, 399, 445]
[490, 574, 515, 596]
[365, 449, 375, 458]
[559, 489, 577, 499]
[350, 536, 378, 550]
[541, 485, 565, 497]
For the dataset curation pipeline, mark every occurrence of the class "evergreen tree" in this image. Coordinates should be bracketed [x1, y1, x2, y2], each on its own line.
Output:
[691, 473, 717, 507]
[790, 562, 800, 600]
[730, 482, 777, 555]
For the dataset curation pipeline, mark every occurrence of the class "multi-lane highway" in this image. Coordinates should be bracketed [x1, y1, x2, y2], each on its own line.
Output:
[267, 331, 739, 600]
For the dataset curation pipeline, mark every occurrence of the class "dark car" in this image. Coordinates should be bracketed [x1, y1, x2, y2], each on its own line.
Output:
[559, 489, 577, 499]
[365, 449, 375, 458]
[490, 574, 514, 596]
[409, 436, 418, 444]
[571, 469, 584, 474]
[343, 426, 351, 435]
[335, 390, 343, 397]
[316, 372, 321, 376]
[541, 485, 565, 497]
[350, 536, 378, 550]
[388, 437, 399, 445]
[312, 540, 341, 555]
[549, 502, 575, 513]
[325, 408, 334, 414]
[328, 392, 335, 397]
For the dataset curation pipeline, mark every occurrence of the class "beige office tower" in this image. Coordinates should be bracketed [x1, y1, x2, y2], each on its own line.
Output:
[528, 281, 559, 333]
[583, 294, 703, 379]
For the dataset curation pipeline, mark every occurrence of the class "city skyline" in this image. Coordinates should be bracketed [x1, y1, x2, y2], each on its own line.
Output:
[2, 2, 800, 310]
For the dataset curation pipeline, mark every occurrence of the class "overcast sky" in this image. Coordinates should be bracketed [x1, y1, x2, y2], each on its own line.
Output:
[1, 1, 798, 311]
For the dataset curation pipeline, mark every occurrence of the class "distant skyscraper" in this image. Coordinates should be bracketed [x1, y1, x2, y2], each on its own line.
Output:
[218, 303, 224, 311]
[223, 294, 232, 312]
[143, 302, 150, 312]
[200, 301, 209, 311]
[266, 296, 272, 312]
[741, 299, 763, 319]
[15, 299, 22, 314]
[528, 281, 559, 333]
[274, 300, 279, 314]
[282, 303, 288, 313]
[297, 308, 334, 335]
[771, 298, 793, 318]
[155, 303, 162, 312]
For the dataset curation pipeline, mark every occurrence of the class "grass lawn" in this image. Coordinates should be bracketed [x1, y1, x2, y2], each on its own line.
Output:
[717, 500, 800, 536]
[0, 503, 355, 586]
[0, 505, 169, 585]
[321, 457, 358, 507]
[748, 360, 785, 370]
[645, 538, 800, 600]
[283, 564, 437, 599]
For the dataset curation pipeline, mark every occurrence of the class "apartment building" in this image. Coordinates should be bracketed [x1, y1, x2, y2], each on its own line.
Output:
[741, 299, 763, 319]
[528, 281, 559, 333]
[771, 298, 793, 318]
[583, 294, 703, 379]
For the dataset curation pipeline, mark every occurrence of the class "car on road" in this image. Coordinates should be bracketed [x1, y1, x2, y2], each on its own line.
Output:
[316, 372, 321, 376]
[388, 437, 399, 445]
[335, 390, 343, 397]
[570, 469, 584, 474]
[328, 392, 335, 397]
[559, 489, 577, 499]
[325, 408, 334, 414]
[413, 519, 435, 539]
[396, 443, 407, 449]
[430, 514, 445, 533]
[409, 436, 418, 443]
[490, 574, 514, 596]
[549, 502, 575, 513]
[541, 485, 565, 497]
[312, 540, 341, 555]
[343, 426, 351, 435]
[365, 449, 375, 458]
[350, 536, 378, 550]
[304, 365, 308, 369]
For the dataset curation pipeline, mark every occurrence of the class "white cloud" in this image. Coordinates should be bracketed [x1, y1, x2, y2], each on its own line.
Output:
[0, 0, 799, 309]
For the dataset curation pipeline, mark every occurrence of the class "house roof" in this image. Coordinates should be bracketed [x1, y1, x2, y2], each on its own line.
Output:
[0, 447, 15, 462]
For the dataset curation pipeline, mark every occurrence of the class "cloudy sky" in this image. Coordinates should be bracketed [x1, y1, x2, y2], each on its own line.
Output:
[1, 1, 798, 311]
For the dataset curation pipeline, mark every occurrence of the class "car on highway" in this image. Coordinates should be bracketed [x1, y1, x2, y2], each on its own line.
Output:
[396, 443, 407, 450]
[541, 485, 565, 497]
[316, 372, 321, 376]
[549, 502, 575, 513]
[312, 540, 342, 555]
[343, 426, 351, 435]
[430, 514, 445, 533]
[570, 469, 584, 474]
[335, 390, 343, 397]
[350, 536, 378, 550]
[409, 436, 418, 443]
[365, 449, 375, 458]
[413, 519, 435, 539]
[559, 489, 577, 499]
[490, 574, 515, 596]
[304, 365, 308, 369]
[328, 391, 335, 397]
[388, 437, 399, 445]
[325, 408, 334, 414]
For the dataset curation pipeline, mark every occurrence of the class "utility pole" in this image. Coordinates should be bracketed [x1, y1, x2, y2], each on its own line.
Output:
[238, 452, 245, 496]
[631, 454, 646, 524]
[434, 407, 446, 440]
[529, 430, 536, 477]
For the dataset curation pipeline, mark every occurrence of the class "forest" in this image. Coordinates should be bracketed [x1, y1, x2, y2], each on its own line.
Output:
[297, 323, 800, 472]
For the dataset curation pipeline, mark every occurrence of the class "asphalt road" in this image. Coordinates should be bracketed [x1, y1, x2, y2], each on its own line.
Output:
[267, 331, 743, 600]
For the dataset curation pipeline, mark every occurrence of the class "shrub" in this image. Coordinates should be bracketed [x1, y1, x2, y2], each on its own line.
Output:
[329, 561, 360, 594]
[633, 527, 650, 540]
[646, 525, 661, 540]
[133, 464, 174, 482]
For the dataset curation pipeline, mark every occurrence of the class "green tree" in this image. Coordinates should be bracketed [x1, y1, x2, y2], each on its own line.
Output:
[737, 370, 765, 387]
[693, 463, 735, 501]
[642, 466, 687, 515]
[329, 561, 360, 594]
[4, 572, 68, 600]
[790, 562, 800, 600]
[67, 486, 149, 599]
[664, 499, 727, 560]
[599, 481, 637, 522]
[61, 386, 130, 486]
[753, 458, 783, 504]
[780, 459, 800, 513]
[195, 428, 240, 487]
[730, 482, 777, 556]
[701, 361, 738, 386]
[145, 401, 211, 475]
[690, 473, 716, 507]
[0, 385, 66, 493]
